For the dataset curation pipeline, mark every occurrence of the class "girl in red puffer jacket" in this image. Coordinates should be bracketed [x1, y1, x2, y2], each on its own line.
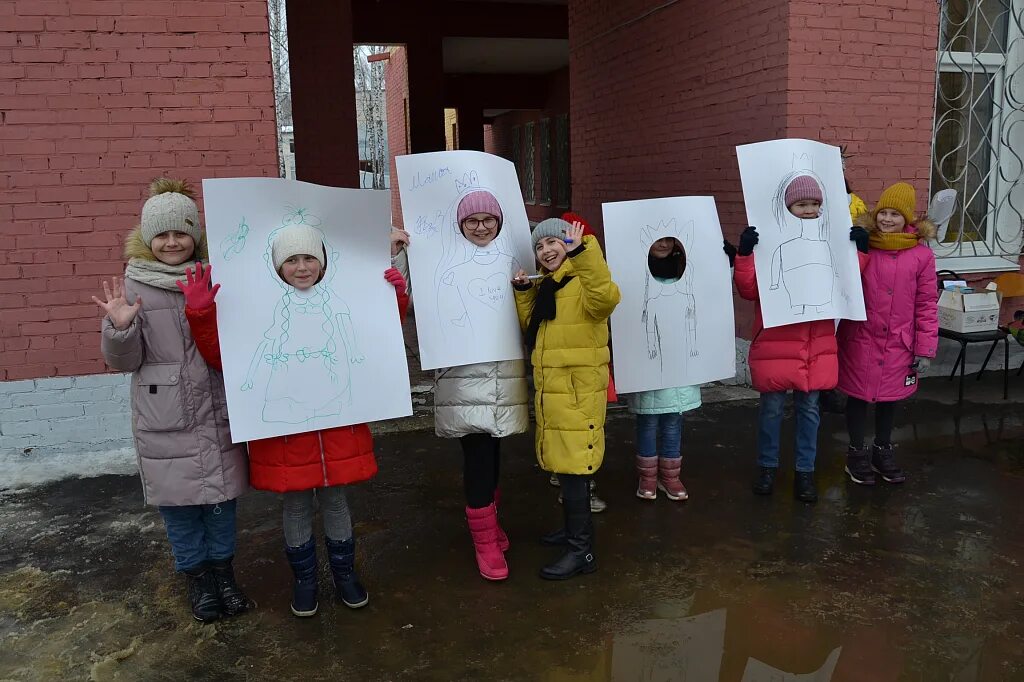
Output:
[179, 224, 408, 618]
[728, 175, 869, 504]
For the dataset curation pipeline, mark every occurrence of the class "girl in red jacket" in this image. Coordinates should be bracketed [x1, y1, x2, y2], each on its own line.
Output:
[729, 176, 868, 503]
[179, 224, 409, 618]
[837, 183, 938, 485]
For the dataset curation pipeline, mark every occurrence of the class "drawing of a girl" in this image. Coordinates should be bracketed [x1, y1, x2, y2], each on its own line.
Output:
[769, 172, 835, 314]
[640, 220, 698, 367]
[241, 213, 363, 424]
[434, 188, 522, 338]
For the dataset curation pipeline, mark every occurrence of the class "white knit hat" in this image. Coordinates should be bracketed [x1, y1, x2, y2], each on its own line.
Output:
[272, 225, 325, 271]
[140, 183, 202, 247]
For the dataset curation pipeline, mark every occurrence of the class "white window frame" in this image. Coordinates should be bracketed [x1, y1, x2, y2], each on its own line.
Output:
[929, 0, 1024, 273]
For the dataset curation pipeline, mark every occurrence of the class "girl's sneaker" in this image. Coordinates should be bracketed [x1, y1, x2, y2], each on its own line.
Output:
[871, 443, 906, 484]
[844, 446, 876, 486]
[549, 473, 560, 487]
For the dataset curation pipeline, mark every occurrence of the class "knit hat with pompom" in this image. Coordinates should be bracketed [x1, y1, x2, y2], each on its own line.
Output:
[140, 178, 202, 247]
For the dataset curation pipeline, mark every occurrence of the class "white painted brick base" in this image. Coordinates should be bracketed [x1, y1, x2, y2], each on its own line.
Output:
[0, 373, 133, 457]
[1, 335, 1020, 459]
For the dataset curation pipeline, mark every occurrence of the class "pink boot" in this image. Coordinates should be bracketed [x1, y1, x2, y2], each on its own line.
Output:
[465, 504, 509, 581]
[636, 455, 658, 500]
[657, 457, 689, 501]
[493, 489, 510, 552]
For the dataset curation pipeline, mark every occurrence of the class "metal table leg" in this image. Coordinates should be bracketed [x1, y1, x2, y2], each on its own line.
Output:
[978, 339, 999, 379]
[958, 341, 966, 407]
[1004, 336, 1009, 399]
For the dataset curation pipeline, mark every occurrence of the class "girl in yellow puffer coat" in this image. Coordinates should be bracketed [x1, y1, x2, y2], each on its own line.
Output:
[513, 218, 620, 580]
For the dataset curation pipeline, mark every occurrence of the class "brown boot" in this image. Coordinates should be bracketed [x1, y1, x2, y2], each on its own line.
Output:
[657, 457, 689, 501]
[635, 455, 658, 500]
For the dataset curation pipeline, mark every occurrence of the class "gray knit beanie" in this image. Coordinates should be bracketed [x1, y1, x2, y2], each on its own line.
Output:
[531, 218, 571, 250]
[140, 178, 203, 247]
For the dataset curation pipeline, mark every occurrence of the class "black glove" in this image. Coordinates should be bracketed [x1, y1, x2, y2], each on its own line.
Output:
[738, 226, 759, 256]
[722, 240, 737, 268]
[850, 226, 869, 254]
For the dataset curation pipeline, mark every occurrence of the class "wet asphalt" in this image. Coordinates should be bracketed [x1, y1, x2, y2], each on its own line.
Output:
[1, 375, 1022, 681]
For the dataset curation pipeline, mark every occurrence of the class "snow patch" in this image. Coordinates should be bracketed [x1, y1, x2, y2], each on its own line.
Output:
[0, 447, 137, 492]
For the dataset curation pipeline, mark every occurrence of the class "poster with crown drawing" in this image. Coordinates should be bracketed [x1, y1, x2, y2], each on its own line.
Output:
[736, 139, 866, 329]
[395, 151, 535, 370]
[603, 196, 736, 393]
[202, 178, 412, 443]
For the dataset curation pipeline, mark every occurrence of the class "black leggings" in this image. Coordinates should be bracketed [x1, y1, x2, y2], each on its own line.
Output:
[846, 398, 897, 449]
[461, 434, 501, 509]
[556, 473, 589, 502]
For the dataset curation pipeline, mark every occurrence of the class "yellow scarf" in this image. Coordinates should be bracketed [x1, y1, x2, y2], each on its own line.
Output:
[869, 231, 920, 251]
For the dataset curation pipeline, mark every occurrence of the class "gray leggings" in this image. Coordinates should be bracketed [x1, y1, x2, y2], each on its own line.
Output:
[282, 485, 352, 548]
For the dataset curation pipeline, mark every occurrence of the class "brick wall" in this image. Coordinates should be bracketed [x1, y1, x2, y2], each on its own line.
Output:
[785, 0, 940, 209]
[568, 0, 942, 334]
[386, 46, 410, 228]
[0, 0, 279, 382]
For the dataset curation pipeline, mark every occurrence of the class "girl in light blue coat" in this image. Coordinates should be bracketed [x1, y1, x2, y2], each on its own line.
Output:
[628, 386, 700, 500]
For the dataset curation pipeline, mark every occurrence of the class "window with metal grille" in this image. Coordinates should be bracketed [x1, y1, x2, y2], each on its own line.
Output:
[539, 118, 552, 205]
[523, 121, 536, 203]
[511, 125, 521, 180]
[556, 114, 570, 208]
[929, 0, 1024, 272]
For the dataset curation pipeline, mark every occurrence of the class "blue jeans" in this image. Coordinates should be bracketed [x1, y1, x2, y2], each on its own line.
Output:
[158, 499, 238, 572]
[757, 391, 820, 473]
[635, 413, 684, 458]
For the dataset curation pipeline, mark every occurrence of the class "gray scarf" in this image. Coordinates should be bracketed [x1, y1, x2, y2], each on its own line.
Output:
[124, 257, 204, 291]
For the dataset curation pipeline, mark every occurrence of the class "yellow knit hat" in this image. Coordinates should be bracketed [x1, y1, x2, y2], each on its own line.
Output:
[873, 182, 917, 224]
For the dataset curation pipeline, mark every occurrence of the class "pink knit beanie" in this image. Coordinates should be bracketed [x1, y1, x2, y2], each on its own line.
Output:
[784, 175, 823, 207]
[457, 190, 503, 226]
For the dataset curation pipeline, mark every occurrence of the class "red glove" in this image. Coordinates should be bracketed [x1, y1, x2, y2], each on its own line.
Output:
[175, 262, 220, 311]
[384, 267, 406, 297]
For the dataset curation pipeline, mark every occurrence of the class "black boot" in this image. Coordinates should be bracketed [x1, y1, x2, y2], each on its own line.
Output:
[184, 564, 223, 623]
[540, 495, 596, 580]
[284, 538, 319, 617]
[540, 528, 568, 546]
[844, 446, 876, 486]
[325, 536, 369, 609]
[793, 471, 818, 504]
[871, 443, 906, 484]
[209, 556, 255, 617]
[752, 466, 777, 495]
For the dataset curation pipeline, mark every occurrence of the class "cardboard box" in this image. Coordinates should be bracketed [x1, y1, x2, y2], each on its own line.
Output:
[938, 285, 1002, 333]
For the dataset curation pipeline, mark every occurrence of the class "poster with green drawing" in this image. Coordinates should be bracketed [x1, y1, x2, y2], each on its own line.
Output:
[203, 178, 412, 443]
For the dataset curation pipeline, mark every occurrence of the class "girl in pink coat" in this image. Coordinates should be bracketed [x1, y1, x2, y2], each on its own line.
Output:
[837, 182, 938, 486]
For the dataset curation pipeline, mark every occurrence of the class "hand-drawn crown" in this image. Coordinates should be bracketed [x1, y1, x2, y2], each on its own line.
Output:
[454, 170, 481, 194]
[639, 218, 691, 248]
[791, 153, 814, 173]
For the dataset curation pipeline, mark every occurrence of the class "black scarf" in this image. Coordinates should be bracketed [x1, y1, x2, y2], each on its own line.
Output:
[525, 276, 574, 353]
[648, 251, 685, 280]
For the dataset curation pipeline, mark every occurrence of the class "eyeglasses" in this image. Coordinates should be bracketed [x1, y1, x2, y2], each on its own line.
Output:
[462, 217, 498, 231]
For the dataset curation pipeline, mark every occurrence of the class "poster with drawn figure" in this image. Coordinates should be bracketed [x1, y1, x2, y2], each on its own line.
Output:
[395, 150, 535, 370]
[203, 177, 412, 443]
[603, 196, 736, 394]
[736, 138, 866, 329]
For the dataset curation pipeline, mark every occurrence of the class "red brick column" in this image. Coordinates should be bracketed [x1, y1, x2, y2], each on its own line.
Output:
[0, 0, 278, 381]
[286, 0, 359, 188]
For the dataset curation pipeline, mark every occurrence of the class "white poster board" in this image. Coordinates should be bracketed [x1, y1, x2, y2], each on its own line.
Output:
[604, 196, 736, 393]
[203, 178, 412, 443]
[395, 151, 535, 370]
[736, 139, 866, 329]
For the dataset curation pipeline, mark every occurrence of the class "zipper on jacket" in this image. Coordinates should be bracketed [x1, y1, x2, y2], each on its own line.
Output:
[318, 432, 328, 487]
